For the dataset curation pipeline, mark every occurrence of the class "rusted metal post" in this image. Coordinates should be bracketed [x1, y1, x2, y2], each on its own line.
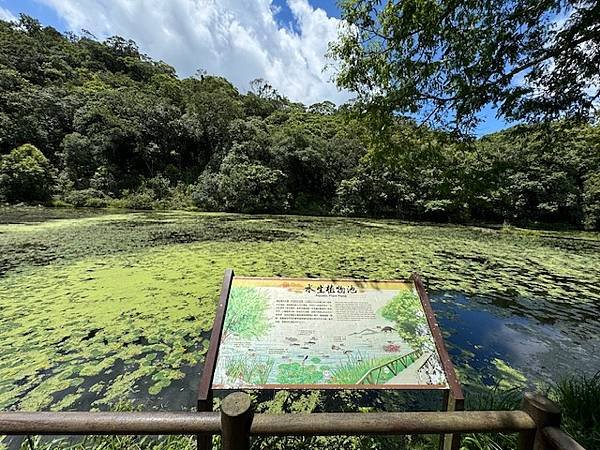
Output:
[412, 273, 464, 450]
[197, 391, 214, 450]
[519, 392, 561, 450]
[221, 392, 252, 450]
[197, 269, 234, 450]
[442, 389, 465, 450]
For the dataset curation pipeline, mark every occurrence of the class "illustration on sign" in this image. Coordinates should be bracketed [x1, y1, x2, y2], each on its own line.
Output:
[212, 277, 449, 389]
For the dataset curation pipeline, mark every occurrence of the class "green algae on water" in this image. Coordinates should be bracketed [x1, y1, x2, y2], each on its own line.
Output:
[0, 208, 599, 411]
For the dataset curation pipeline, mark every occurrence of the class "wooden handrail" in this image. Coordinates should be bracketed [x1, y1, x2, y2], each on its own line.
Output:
[542, 427, 586, 450]
[0, 392, 588, 450]
[0, 410, 535, 436]
[0, 411, 221, 435]
[250, 410, 536, 435]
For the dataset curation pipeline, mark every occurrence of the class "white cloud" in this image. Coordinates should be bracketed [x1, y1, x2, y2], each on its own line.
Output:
[0, 6, 17, 22]
[36, 0, 352, 106]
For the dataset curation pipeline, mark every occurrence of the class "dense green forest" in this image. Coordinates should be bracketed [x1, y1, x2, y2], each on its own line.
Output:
[1, 15, 599, 229]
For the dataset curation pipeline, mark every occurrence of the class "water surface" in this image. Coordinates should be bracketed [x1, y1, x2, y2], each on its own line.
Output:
[0, 207, 598, 413]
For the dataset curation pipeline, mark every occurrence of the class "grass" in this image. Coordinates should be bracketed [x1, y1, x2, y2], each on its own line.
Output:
[461, 373, 600, 450]
[0, 401, 197, 450]
[4, 434, 197, 450]
[552, 372, 600, 449]
[461, 386, 523, 450]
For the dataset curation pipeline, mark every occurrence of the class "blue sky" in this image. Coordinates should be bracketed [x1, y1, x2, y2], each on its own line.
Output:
[0, 0, 508, 135]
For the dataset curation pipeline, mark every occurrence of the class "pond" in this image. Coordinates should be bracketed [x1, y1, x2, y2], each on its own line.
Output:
[0, 207, 598, 415]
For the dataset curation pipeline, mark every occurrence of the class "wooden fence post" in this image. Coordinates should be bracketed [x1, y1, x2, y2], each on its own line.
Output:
[519, 392, 561, 450]
[221, 392, 252, 450]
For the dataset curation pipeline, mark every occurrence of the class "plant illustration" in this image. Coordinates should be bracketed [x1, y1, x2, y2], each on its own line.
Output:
[223, 287, 271, 340]
[276, 363, 323, 384]
[380, 291, 429, 351]
[224, 356, 274, 385]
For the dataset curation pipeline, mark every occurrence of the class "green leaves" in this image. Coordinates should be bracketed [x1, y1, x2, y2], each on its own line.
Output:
[331, 0, 600, 131]
[0, 144, 54, 202]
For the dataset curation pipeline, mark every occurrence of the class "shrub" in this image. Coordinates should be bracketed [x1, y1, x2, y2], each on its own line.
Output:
[48, 198, 72, 208]
[120, 189, 155, 210]
[221, 162, 288, 213]
[583, 173, 600, 230]
[192, 172, 225, 211]
[63, 188, 110, 207]
[142, 174, 171, 200]
[0, 144, 54, 203]
[157, 183, 194, 210]
[193, 161, 289, 213]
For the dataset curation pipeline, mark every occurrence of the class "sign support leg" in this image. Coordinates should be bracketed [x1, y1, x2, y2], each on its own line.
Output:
[441, 389, 464, 450]
[197, 390, 214, 450]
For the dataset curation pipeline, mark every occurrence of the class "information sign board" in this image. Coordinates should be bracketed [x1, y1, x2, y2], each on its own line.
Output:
[209, 276, 450, 390]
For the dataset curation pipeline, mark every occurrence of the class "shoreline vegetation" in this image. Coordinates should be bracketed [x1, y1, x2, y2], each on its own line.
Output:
[3, 202, 599, 235]
[1, 375, 598, 450]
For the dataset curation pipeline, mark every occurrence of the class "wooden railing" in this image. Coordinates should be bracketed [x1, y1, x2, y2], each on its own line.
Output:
[0, 392, 586, 450]
[356, 350, 420, 384]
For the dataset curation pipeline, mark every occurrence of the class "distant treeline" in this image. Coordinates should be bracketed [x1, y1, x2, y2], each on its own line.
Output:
[1, 16, 599, 229]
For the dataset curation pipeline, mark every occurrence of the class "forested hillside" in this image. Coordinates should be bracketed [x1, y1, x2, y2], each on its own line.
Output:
[1, 15, 599, 229]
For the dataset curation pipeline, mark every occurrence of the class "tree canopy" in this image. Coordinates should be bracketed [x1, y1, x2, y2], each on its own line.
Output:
[0, 144, 54, 202]
[330, 0, 600, 132]
[0, 14, 599, 229]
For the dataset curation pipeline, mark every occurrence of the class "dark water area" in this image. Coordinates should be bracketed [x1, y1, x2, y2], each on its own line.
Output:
[0, 206, 111, 224]
[431, 291, 600, 389]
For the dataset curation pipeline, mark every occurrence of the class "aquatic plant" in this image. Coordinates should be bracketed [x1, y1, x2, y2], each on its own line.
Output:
[276, 363, 323, 384]
[0, 208, 598, 414]
[224, 356, 274, 385]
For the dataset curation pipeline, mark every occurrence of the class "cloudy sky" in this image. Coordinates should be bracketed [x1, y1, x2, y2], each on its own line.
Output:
[1, 0, 508, 134]
[1, 0, 353, 106]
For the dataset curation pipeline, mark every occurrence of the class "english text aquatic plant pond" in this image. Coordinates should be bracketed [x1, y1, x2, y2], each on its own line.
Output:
[0, 207, 598, 413]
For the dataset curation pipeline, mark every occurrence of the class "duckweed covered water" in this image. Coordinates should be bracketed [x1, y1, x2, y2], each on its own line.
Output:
[0, 207, 598, 412]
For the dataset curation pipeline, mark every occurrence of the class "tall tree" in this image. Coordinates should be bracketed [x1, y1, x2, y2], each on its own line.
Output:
[330, 0, 600, 132]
